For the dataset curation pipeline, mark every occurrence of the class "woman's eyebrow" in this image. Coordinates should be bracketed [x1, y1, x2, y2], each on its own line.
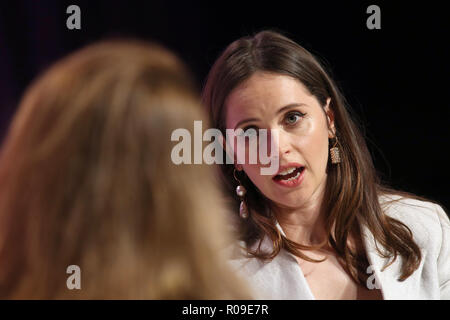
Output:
[234, 117, 259, 130]
[276, 103, 308, 115]
[234, 103, 308, 129]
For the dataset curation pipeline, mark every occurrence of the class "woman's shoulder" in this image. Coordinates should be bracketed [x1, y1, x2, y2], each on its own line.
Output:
[222, 240, 269, 289]
[222, 240, 248, 261]
[379, 193, 448, 222]
[379, 193, 450, 250]
[222, 238, 278, 274]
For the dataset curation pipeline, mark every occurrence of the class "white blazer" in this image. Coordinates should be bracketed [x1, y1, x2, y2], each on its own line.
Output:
[228, 195, 450, 300]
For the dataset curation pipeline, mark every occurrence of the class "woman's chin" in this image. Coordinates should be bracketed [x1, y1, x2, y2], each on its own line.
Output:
[266, 191, 310, 211]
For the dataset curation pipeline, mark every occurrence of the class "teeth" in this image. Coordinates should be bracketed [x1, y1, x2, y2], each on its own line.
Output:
[278, 167, 297, 176]
[286, 170, 301, 181]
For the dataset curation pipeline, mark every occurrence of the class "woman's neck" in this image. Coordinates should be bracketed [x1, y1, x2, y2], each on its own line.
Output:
[271, 190, 328, 247]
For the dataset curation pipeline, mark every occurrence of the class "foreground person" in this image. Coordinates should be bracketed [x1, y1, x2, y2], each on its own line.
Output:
[0, 40, 250, 299]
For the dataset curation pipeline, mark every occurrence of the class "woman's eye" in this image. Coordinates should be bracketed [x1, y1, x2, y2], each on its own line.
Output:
[242, 125, 259, 136]
[284, 112, 304, 125]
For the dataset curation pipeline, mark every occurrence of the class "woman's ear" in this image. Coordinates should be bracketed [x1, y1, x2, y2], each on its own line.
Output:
[324, 98, 336, 138]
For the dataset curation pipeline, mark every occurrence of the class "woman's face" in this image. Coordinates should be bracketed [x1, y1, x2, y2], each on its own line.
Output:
[225, 72, 335, 210]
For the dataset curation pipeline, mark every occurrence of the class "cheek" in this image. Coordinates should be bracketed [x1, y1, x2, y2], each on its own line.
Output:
[242, 163, 264, 184]
[235, 136, 269, 166]
[301, 125, 330, 173]
[241, 163, 274, 197]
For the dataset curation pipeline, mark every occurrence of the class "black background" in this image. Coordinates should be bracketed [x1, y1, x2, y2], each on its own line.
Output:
[0, 300, 445, 317]
[0, 0, 448, 211]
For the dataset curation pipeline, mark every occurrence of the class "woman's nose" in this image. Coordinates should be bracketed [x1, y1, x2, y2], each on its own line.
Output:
[277, 130, 291, 156]
[259, 128, 290, 161]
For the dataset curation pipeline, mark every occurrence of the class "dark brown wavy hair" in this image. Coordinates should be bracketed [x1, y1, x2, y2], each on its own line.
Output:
[0, 40, 250, 299]
[202, 30, 429, 285]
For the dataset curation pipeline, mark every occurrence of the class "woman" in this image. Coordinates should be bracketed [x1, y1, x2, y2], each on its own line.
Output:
[202, 30, 450, 300]
[0, 40, 250, 299]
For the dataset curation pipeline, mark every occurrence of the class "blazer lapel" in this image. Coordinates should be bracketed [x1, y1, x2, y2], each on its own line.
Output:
[361, 224, 416, 299]
[275, 220, 419, 299]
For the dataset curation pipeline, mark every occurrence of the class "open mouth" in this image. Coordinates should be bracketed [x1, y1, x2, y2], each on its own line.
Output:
[273, 166, 305, 182]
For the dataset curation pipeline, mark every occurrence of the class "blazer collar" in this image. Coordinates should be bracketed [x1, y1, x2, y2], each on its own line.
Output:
[268, 220, 410, 299]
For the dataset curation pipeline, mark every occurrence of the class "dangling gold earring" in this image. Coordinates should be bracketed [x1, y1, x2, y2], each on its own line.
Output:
[233, 168, 249, 219]
[330, 137, 341, 164]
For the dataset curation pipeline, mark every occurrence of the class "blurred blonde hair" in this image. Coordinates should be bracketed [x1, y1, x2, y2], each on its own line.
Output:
[0, 40, 249, 299]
